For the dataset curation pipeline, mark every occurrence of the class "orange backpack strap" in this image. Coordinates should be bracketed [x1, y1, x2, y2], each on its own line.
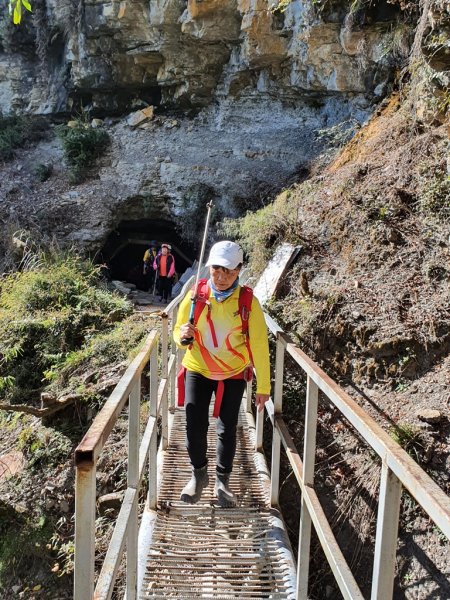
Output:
[177, 365, 187, 407]
[238, 285, 254, 368]
[193, 279, 218, 347]
[193, 279, 210, 323]
[239, 285, 253, 336]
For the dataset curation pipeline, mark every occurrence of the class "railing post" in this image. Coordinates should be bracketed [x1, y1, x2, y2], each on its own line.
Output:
[126, 379, 141, 600]
[255, 402, 264, 451]
[245, 379, 252, 413]
[297, 375, 319, 599]
[161, 314, 169, 450]
[270, 335, 285, 506]
[170, 306, 178, 410]
[74, 463, 96, 600]
[148, 344, 158, 509]
[371, 462, 402, 600]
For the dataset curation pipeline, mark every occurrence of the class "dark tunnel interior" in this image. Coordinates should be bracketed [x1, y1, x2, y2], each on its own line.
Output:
[99, 219, 196, 290]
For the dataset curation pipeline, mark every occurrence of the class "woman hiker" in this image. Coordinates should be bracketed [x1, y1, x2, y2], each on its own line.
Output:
[173, 240, 270, 508]
[153, 243, 175, 302]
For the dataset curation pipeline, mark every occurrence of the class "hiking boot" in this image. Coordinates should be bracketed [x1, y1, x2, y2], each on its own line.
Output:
[215, 472, 237, 508]
[180, 465, 209, 504]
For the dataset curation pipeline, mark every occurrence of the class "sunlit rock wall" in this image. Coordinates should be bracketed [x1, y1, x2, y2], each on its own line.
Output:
[0, 0, 411, 114]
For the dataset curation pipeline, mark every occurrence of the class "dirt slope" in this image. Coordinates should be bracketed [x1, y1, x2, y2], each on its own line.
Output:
[254, 94, 450, 598]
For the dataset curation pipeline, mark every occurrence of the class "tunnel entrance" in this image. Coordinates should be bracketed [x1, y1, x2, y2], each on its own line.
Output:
[100, 219, 195, 291]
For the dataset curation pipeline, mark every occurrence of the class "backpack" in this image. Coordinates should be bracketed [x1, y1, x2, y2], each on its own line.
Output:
[177, 278, 254, 417]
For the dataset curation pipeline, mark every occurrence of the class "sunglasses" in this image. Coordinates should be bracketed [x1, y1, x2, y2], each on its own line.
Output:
[210, 265, 237, 275]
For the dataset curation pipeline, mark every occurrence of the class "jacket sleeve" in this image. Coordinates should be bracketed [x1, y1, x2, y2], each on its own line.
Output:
[173, 290, 193, 348]
[248, 296, 271, 395]
[168, 256, 176, 278]
[153, 257, 158, 271]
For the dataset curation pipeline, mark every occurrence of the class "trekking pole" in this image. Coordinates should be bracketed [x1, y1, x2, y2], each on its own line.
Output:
[181, 200, 214, 346]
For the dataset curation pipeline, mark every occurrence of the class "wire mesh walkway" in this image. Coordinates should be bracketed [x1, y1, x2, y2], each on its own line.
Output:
[139, 403, 297, 599]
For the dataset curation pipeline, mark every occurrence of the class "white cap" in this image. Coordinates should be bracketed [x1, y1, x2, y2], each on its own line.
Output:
[205, 241, 244, 270]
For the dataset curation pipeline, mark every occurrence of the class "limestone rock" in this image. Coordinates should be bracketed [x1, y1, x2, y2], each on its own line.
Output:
[0, 0, 414, 114]
[91, 118, 104, 128]
[98, 492, 124, 516]
[111, 281, 132, 296]
[416, 409, 442, 424]
[41, 392, 57, 407]
[126, 106, 155, 128]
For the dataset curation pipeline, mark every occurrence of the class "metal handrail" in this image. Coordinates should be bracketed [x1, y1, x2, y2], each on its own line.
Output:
[261, 314, 450, 600]
[73, 275, 449, 600]
[74, 331, 162, 600]
[73, 277, 194, 599]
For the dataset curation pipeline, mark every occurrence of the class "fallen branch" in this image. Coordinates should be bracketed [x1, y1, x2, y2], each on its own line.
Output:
[0, 375, 122, 418]
[0, 393, 81, 417]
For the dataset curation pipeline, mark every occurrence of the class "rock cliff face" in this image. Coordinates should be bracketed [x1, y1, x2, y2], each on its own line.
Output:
[2, 0, 446, 266]
[1, 0, 406, 114]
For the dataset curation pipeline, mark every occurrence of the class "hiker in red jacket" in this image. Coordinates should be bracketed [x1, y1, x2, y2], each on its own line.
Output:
[153, 243, 175, 303]
[173, 241, 270, 507]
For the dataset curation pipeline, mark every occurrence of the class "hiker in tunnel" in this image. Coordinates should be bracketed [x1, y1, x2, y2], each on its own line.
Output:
[154, 243, 175, 302]
[143, 242, 158, 292]
[173, 241, 270, 508]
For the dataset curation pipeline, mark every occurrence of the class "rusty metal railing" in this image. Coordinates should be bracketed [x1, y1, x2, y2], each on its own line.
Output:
[260, 314, 450, 600]
[73, 276, 194, 600]
[74, 331, 160, 600]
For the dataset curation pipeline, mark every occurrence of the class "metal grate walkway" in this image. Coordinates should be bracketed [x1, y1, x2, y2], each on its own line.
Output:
[139, 404, 297, 599]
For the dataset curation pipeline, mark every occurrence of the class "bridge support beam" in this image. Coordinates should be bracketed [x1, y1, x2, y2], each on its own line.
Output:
[74, 464, 96, 600]
[126, 381, 141, 600]
[270, 336, 285, 506]
[148, 345, 158, 509]
[297, 376, 318, 599]
[371, 463, 402, 600]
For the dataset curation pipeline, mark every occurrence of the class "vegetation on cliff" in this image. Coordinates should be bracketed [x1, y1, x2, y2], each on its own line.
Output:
[0, 253, 140, 408]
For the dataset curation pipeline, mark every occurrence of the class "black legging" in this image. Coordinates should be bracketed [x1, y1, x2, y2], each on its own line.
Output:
[158, 276, 172, 301]
[184, 371, 246, 474]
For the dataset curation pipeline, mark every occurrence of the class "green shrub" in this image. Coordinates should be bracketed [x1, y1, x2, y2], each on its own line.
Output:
[389, 422, 423, 463]
[56, 121, 110, 183]
[34, 162, 53, 182]
[221, 187, 306, 275]
[419, 172, 450, 217]
[17, 424, 71, 468]
[0, 253, 134, 405]
[0, 115, 47, 162]
[0, 511, 57, 594]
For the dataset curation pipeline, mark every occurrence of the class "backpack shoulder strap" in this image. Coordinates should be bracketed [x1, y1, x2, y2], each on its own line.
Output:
[193, 279, 210, 325]
[238, 285, 253, 336]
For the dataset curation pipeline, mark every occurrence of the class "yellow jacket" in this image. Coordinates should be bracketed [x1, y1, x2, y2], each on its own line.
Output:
[174, 284, 270, 395]
[143, 249, 156, 263]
